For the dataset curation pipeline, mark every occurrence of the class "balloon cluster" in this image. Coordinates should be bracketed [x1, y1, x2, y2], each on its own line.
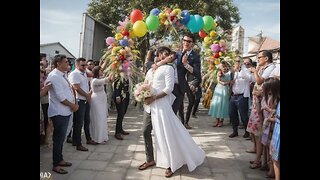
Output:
[102, 7, 235, 85]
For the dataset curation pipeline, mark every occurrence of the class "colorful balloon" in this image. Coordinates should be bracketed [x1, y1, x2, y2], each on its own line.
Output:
[150, 8, 160, 16]
[130, 9, 143, 23]
[146, 15, 160, 31]
[132, 21, 147, 37]
[199, 29, 207, 38]
[105, 37, 115, 45]
[181, 10, 190, 25]
[202, 15, 214, 32]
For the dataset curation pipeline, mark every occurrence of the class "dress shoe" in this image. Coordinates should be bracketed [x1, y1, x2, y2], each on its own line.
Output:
[243, 132, 250, 138]
[66, 137, 72, 143]
[121, 131, 130, 135]
[76, 145, 88, 151]
[184, 124, 192, 129]
[87, 140, 99, 145]
[114, 134, 123, 140]
[229, 132, 238, 138]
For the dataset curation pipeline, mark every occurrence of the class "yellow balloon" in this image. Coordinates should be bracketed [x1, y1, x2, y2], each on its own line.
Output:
[214, 59, 220, 65]
[129, 30, 136, 38]
[172, 8, 181, 15]
[210, 31, 216, 37]
[115, 33, 123, 40]
[132, 21, 147, 37]
[204, 36, 212, 43]
[219, 52, 223, 57]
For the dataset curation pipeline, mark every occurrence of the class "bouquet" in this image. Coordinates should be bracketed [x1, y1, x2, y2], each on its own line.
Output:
[134, 82, 155, 102]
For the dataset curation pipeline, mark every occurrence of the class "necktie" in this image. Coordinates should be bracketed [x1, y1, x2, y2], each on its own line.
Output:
[178, 51, 186, 65]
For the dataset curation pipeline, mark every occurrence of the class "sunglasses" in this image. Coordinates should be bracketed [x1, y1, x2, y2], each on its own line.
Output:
[183, 39, 193, 43]
[80, 64, 87, 67]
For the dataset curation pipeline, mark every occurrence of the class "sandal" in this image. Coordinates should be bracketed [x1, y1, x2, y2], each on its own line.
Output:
[165, 167, 173, 178]
[246, 149, 256, 153]
[249, 161, 261, 169]
[138, 161, 155, 170]
[52, 167, 68, 174]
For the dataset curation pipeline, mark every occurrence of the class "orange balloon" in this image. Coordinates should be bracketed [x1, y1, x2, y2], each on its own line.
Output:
[198, 29, 207, 38]
[130, 9, 143, 23]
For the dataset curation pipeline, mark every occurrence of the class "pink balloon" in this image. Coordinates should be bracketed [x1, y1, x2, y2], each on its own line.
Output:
[210, 44, 220, 53]
[106, 37, 115, 45]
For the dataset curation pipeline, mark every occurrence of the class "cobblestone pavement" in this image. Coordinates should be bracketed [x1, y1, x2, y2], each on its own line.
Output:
[40, 102, 268, 180]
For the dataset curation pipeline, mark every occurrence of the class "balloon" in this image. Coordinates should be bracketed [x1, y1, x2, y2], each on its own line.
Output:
[105, 37, 115, 45]
[150, 8, 161, 16]
[181, 10, 190, 25]
[146, 15, 160, 31]
[202, 15, 214, 32]
[130, 9, 143, 23]
[172, 8, 181, 16]
[194, 15, 204, 32]
[120, 39, 129, 47]
[132, 21, 147, 37]
[187, 15, 196, 33]
[209, 31, 217, 37]
[211, 44, 220, 53]
[115, 33, 123, 40]
[199, 29, 207, 38]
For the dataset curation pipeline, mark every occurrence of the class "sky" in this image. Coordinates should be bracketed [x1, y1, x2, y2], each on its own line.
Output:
[40, 0, 280, 57]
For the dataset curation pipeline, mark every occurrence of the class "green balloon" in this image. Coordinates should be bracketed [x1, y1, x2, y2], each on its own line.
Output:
[203, 15, 214, 32]
[146, 15, 160, 31]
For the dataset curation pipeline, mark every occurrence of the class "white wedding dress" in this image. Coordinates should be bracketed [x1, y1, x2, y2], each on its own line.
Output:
[145, 65, 206, 173]
[89, 78, 109, 143]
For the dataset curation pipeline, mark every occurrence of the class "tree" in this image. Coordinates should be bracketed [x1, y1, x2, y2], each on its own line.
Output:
[87, 0, 240, 63]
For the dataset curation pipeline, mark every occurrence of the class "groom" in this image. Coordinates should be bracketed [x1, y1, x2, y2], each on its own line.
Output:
[156, 32, 201, 129]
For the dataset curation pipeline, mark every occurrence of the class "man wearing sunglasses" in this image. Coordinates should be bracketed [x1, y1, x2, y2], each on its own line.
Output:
[69, 58, 97, 152]
[154, 32, 201, 129]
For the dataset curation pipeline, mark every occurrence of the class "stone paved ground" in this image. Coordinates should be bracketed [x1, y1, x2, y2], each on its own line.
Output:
[40, 101, 269, 180]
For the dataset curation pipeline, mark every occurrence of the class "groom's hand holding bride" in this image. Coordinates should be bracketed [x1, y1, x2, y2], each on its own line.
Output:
[144, 96, 156, 105]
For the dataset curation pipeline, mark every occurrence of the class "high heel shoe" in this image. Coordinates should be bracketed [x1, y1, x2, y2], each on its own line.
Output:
[218, 121, 224, 127]
[213, 120, 220, 127]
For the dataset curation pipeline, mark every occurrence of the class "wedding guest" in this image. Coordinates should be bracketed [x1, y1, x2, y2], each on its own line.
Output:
[47, 54, 79, 174]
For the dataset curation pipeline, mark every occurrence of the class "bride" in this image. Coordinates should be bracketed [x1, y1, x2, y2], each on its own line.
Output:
[144, 46, 205, 177]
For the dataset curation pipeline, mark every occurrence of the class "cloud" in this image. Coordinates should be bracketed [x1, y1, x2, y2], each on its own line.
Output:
[40, 8, 82, 25]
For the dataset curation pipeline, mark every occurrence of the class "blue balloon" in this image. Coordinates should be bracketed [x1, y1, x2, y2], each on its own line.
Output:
[150, 8, 160, 16]
[181, 10, 190, 25]
[193, 14, 204, 33]
[120, 39, 129, 47]
[187, 15, 197, 33]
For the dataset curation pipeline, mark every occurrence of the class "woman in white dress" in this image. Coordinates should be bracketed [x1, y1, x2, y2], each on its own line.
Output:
[144, 46, 205, 177]
[89, 65, 110, 144]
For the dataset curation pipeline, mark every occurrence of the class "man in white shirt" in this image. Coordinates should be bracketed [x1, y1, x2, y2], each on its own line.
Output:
[47, 54, 79, 174]
[229, 58, 255, 138]
[69, 58, 96, 152]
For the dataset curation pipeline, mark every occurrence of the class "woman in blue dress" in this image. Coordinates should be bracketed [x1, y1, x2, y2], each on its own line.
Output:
[208, 62, 231, 127]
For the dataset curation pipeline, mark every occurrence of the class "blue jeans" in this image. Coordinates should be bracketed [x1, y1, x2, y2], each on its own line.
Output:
[229, 95, 249, 133]
[51, 115, 70, 166]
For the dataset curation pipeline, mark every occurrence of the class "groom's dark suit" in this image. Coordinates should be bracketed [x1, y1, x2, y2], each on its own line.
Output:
[172, 50, 201, 124]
